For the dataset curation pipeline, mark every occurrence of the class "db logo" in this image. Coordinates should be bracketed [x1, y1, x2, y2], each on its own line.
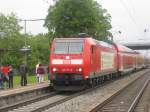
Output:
[63, 60, 71, 64]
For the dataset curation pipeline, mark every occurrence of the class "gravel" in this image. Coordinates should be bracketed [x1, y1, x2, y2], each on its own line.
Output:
[44, 69, 149, 112]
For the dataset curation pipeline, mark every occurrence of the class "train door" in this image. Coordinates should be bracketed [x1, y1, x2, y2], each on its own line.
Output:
[90, 45, 99, 72]
[90, 45, 95, 72]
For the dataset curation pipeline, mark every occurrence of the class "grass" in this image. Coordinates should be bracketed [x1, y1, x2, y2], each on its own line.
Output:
[13, 75, 49, 87]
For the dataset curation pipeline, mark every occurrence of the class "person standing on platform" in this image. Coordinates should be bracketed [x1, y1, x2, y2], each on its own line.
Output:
[37, 64, 45, 83]
[19, 63, 28, 86]
[35, 63, 40, 83]
[2, 65, 9, 89]
[8, 65, 14, 88]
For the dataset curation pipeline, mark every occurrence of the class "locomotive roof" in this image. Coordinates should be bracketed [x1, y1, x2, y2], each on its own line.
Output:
[53, 38, 138, 54]
[54, 37, 114, 48]
[54, 38, 85, 43]
[115, 44, 135, 53]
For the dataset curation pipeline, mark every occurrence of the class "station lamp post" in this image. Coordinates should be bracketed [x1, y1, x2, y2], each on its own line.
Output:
[19, 19, 31, 65]
[20, 46, 31, 65]
[19, 19, 45, 64]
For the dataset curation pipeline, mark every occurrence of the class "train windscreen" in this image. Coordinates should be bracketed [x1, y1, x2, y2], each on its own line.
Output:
[54, 42, 83, 54]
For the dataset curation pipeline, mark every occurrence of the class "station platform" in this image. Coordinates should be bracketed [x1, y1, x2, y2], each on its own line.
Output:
[0, 81, 50, 97]
[0, 81, 52, 107]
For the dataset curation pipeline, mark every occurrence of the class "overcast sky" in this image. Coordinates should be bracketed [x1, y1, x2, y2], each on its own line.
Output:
[0, 0, 150, 44]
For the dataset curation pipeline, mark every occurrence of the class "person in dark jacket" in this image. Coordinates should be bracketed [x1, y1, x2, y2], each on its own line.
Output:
[19, 64, 28, 86]
[8, 65, 14, 88]
[0, 66, 4, 89]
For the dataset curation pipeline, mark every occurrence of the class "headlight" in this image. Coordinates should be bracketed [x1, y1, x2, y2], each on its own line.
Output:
[52, 68, 57, 72]
[78, 68, 82, 72]
[76, 68, 82, 72]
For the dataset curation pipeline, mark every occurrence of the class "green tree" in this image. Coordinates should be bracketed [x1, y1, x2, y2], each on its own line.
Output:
[0, 13, 51, 70]
[0, 13, 21, 38]
[0, 13, 24, 67]
[27, 34, 50, 69]
[45, 0, 112, 40]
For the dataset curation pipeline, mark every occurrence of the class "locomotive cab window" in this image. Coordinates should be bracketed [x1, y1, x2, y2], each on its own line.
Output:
[54, 42, 68, 54]
[54, 42, 83, 54]
[69, 42, 83, 54]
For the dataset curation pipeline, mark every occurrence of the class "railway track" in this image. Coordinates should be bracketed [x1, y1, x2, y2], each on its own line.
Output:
[6, 85, 105, 112]
[0, 70, 148, 112]
[8, 92, 75, 112]
[0, 91, 57, 112]
[3, 74, 122, 112]
[90, 71, 150, 112]
[134, 80, 150, 112]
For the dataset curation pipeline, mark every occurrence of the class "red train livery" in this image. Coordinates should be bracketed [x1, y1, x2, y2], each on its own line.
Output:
[49, 36, 145, 91]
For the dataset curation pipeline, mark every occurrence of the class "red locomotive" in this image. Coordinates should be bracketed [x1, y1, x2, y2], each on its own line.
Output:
[49, 36, 145, 91]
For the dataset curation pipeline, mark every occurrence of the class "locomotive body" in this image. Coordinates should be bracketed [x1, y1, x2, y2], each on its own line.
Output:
[49, 37, 146, 91]
[50, 38, 87, 90]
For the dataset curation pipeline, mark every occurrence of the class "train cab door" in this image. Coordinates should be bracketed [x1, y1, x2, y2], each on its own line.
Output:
[90, 45, 98, 72]
[90, 45, 94, 72]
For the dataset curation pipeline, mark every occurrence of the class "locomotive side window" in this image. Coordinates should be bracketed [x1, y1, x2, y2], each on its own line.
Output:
[54, 42, 83, 54]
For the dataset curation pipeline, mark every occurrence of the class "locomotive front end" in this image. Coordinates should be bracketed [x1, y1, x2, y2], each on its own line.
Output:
[49, 38, 86, 91]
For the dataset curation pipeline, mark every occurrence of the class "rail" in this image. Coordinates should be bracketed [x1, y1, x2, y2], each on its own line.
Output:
[127, 76, 150, 112]
[90, 70, 150, 112]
